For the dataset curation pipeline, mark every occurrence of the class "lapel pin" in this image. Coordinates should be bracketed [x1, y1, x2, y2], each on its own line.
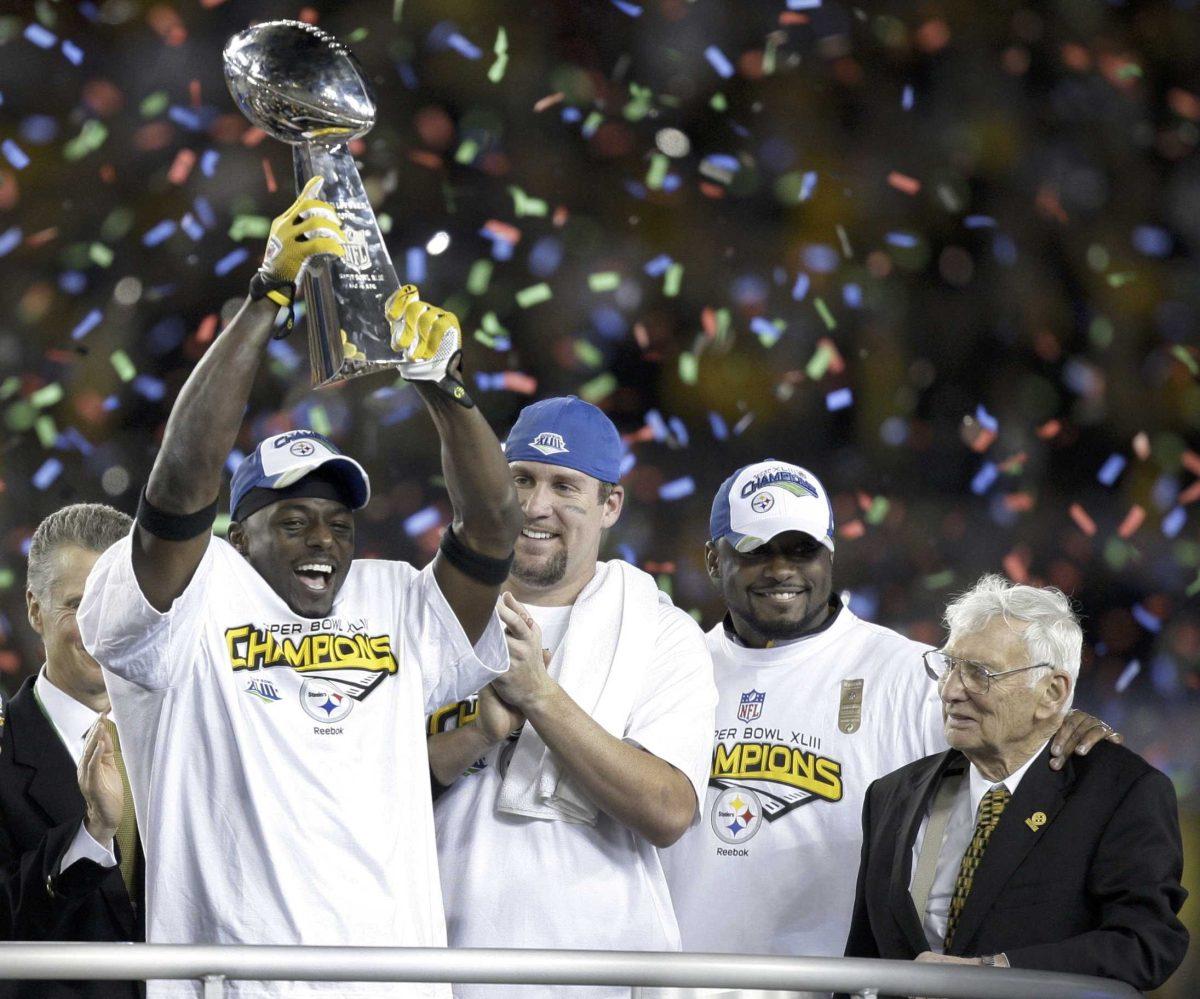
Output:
[1024, 810, 1047, 831]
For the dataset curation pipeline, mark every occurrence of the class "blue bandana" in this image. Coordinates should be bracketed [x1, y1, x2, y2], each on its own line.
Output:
[503, 396, 623, 484]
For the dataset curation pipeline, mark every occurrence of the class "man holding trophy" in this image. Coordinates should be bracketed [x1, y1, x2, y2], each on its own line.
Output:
[77, 126, 522, 999]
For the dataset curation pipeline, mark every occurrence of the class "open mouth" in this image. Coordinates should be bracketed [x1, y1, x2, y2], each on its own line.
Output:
[294, 562, 335, 592]
[752, 588, 806, 604]
[519, 527, 558, 542]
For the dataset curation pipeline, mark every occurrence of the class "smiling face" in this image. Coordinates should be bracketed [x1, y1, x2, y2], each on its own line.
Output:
[508, 460, 623, 605]
[27, 545, 108, 708]
[708, 531, 834, 647]
[940, 615, 1072, 770]
[228, 497, 355, 618]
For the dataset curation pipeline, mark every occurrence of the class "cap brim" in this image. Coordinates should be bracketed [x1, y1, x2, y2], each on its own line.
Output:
[273, 455, 371, 510]
[725, 518, 833, 553]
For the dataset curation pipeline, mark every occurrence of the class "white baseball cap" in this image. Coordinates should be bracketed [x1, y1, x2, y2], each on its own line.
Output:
[709, 459, 835, 553]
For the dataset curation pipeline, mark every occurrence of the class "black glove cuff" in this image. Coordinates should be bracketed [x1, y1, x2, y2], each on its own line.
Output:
[137, 487, 218, 542]
[249, 271, 297, 337]
[439, 523, 513, 586]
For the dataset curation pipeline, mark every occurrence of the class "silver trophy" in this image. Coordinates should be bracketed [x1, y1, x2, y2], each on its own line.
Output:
[223, 20, 400, 385]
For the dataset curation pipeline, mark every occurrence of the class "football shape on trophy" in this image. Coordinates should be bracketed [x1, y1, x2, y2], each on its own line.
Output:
[222, 20, 375, 145]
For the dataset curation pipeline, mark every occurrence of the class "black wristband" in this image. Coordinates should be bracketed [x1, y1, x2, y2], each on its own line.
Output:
[439, 523, 513, 586]
[137, 487, 218, 542]
[249, 271, 297, 337]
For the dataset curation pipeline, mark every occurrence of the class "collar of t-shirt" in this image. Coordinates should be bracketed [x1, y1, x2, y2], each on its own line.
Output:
[717, 596, 849, 666]
[522, 603, 574, 660]
[966, 739, 1050, 813]
[34, 668, 100, 766]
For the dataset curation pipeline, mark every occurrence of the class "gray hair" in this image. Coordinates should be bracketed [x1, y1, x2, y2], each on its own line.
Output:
[944, 574, 1082, 706]
[27, 503, 132, 599]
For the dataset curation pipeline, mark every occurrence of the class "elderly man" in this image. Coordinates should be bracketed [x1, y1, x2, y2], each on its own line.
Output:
[844, 574, 1188, 991]
[2, 503, 141, 999]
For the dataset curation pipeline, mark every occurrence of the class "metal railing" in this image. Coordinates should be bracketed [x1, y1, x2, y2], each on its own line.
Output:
[0, 943, 1141, 998]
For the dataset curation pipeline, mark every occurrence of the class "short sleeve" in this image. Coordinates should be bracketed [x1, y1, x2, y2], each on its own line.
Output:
[77, 531, 219, 691]
[398, 562, 509, 712]
[623, 602, 717, 812]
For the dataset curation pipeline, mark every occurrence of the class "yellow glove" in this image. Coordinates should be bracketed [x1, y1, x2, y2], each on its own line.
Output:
[260, 176, 346, 284]
[385, 285, 473, 407]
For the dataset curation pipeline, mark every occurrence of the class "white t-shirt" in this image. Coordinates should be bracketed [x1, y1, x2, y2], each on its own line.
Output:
[77, 533, 508, 999]
[430, 589, 717, 999]
[660, 606, 945, 961]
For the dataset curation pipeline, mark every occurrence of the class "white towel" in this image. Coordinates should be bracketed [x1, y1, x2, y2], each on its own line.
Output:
[495, 559, 664, 825]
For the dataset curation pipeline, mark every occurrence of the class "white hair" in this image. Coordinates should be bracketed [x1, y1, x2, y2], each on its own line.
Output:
[27, 503, 132, 599]
[944, 574, 1082, 708]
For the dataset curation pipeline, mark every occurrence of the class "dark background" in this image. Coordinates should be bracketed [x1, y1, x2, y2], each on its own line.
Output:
[0, 0, 1195, 992]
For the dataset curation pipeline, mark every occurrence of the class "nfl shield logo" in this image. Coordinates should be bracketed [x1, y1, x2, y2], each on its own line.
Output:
[342, 227, 371, 273]
[738, 689, 765, 722]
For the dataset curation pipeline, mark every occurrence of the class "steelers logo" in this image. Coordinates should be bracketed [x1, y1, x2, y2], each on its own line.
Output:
[750, 492, 774, 513]
[300, 679, 354, 722]
[711, 787, 764, 844]
[290, 440, 316, 457]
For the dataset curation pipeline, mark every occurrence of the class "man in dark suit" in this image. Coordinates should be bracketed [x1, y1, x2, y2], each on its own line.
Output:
[845, 574, 1188, 993]
[1, 503, 143, 999]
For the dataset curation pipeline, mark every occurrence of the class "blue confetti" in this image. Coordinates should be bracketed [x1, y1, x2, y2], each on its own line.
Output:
[590, 306, 627, 339]
[142, 219, 177, 247]
[704, 45, 734, 79]
[214, 247, 250, 276]
[0, 227, 21, 257]
[791, 273, 810, 301]
[787, 0, 823, 7]
[970, 461, 998, 495]
[200, 150, 220, 177]
[20, 115, 58, 145]
[645, 409, 669, 442]
[180, 213, 204, 241]
[975, 404, 998, 432]
[54, 427, 93, 455]
[644, 254, 672, 277]
[102, 395, 119, 411]
[750, 316, 781, 345]
[132, 375, 166, 401]
[58, 270, 86, 294]
[167, 106, 204, 131]
[61, 39, 83, 65]
[79, 2, 99, 20]
[404, 506, 442, 536]
[964, 215, 997, 229]
[709, 412, 729, 440]
[885, 231, 919, 248]
[2, 139, 30, 169]
[668, 416, 690, 446]
[561, 107, 582, 124]
[617, 543, 637, 564]
[147, 316, 185, 355]
[659, 476, 695, 501]
[901, 84, 914, 110]
[193, 196, 216, 228]
[405, 247, 427, 283]
[610, 0, 643, 14]
[1162, 506, 1186, 537]
[71, 308, 103, 341]
[225, 450, 245, 474]
[801, 244, 838, 273]
[474, 372, 505, 390]
[1131, 225, 1171, 258]
[24, 24, 56, 49]
[1131, 604, 1161, 633]
[1097, 453, 1126, 486]
[1114, 660, 1140, 694]
[445, 33, 482, 60]
[33, 458, 63, 490]
[529, 237, 564, 277]
[619, 452, 636, 476]
[843, 283, 862, 308]
[825, 388, 854, 412]
[992, 233, 1017, 266]
[799, 171, 818, 201]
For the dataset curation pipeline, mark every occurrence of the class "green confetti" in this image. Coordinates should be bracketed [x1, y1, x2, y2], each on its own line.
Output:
[110, 349, 136, 382]
[656, 574, 673, 597]
[89, 243, 114, 267]
[1117, 62, 1143, 79]
[582, 111, 604, 136]
[5, 401, 35, 432]
[140, 91, 169, 118]
[455, 139, 478, 164]
[100, 207, 134, 242]
[347, 27, 368, 44]
[1106, 272, 1135, 288]
[0, 376, 19, 400]
[865, 496, 890, 526]
[509, 186, 548, 217]
[392, 0, 405, 21]
[228, 215, 272, 241]
[663, 263, 683, 297]
[923, 570, 955, 590]
[579, 372, 617, 403]
[516, 283, 552, 308]
[1171, 346, 1199, 376]
[63, 120, 107, 161]
[575, 341, 603, 368]
[806, 343, 833, 380]
[588, 272, 620, 292]
[308, 405, 332, 437]
[467, 260, 493, 295]
[679, 352, 698, 385]
[473, 330, 497, 348]
[488, 27, 508, 84]
[710, 92, 728, 112]
[481, 311, 509, 336]
[35, 415, 56, 448]
[813, 296, 837, 330]
[646, 153, 669, 191]
[624, 83, 653, 122]
[1187, 570, 1200, 598]
[31, 383, 63, 408]
[378, 213, 393, 235]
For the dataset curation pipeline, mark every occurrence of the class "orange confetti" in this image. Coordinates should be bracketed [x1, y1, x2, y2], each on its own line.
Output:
[1068, 503, 1097, 536]
[887, 171, 921, 196]
[189, 79, 202, 108]
[1168, 88, 1200, 121]
[25, 228, 58, 248]
[970, 428, 997, 454]
[625, 426, 655, 444]
[262, 158, 277, 193]
[1002, 552, 1029, 583]
[1004, 493, 1035, 512]
[483, 219, 521, 245]
[1037, 419, 1062, 440]
[533, 93, 565, 113]
[241, 127, 268, 148]
[1117, 505, 1146, 539]
[1179, 480, 1200, 506]
[408, 150, 443, 170]
[915, 19, 951, 53]
[195, 313, 219, 345]
[779, 12, 810, 26]
[1132, 432, 1151, 460]
[552, 205, 569, 227]
[643, 562, 676, 574]
[168, 148, 196, 185]
[839, 519, 865, 540]
[500, 372, 538, 395]
[1181, 450, 1200, 477]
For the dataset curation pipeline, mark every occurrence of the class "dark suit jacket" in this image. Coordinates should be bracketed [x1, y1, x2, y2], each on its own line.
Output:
[1, 676, 144, 999]
[844, 741, 1188, 992]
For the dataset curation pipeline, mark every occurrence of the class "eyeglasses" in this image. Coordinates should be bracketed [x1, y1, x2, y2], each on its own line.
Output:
[922, 650, 1050, 695]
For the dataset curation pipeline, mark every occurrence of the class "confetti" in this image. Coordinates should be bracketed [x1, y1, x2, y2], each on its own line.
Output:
[515, 283, 552, 308]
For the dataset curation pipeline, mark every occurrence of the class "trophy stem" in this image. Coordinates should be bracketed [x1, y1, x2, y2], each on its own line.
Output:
[293, 145, 345, 385]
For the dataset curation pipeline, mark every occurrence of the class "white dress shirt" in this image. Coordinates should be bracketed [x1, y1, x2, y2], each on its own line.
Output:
[910, 742, 1049, 952]
[34, 670, 118, 871]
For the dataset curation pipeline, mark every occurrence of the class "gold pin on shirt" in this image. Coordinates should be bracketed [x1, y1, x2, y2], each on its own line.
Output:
[1024, 810, 1047, 831]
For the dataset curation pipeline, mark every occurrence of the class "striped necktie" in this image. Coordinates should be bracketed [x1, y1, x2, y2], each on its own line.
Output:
[103, 718, 138, 903]
[944, 784, 1010, 950]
